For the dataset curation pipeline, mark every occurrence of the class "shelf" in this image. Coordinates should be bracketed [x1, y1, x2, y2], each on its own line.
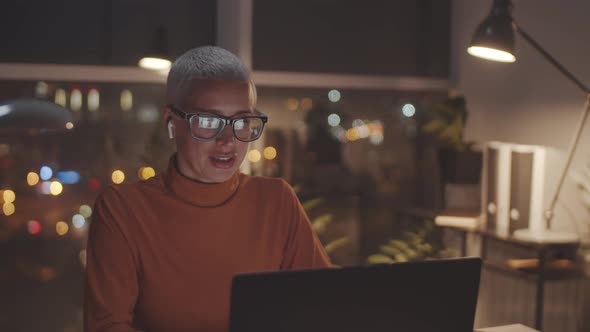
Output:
[435, 223, 580, 251]
[483, 260, 587, 282]
[477, 230, 580, 251]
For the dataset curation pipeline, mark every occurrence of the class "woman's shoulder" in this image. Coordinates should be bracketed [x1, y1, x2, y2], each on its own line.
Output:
[95, 173, 166, 204]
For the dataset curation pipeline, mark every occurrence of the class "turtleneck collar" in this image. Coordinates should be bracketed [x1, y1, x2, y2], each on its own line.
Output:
[163, 155, 241, 208]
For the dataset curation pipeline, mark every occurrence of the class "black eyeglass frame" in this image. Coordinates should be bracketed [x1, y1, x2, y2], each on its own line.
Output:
[168, 104, 268, 142]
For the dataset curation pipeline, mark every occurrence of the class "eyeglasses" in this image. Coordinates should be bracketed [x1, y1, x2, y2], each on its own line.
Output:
[168, 105, 268, 142]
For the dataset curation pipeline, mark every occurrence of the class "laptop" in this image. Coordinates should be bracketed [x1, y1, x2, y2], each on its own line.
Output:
[229, 257, 482, 332]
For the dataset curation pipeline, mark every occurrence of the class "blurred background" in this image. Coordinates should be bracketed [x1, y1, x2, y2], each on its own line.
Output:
[0, 1, 589, 331]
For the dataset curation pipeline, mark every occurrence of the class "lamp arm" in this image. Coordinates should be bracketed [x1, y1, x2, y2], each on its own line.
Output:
[512, 23, 590, 228]
[544, 97, 590, 227]
[514, 23, 590, 95]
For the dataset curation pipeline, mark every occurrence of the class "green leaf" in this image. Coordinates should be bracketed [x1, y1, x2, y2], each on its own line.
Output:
[422, 119, 447, 134]
[389, 239, 410, 250]
[301, 197, 324, 212]
[367, 254, 394, 264]
[312, 213, 333, 234]
[418, 243, 433, 254]
[404, 248, 418, 260]
[380, 245, 401, 257]
[324, 236, 350, 254]
[394, 254, 408, 262]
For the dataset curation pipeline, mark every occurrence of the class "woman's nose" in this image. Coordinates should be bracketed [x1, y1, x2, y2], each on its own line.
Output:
[215, 124, 235, 144]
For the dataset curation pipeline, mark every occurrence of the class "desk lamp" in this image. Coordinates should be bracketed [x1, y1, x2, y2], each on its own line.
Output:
[468, 0, 588, 243]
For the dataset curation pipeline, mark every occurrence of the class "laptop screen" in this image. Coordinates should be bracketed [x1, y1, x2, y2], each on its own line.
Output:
[229, 257, 481, 332]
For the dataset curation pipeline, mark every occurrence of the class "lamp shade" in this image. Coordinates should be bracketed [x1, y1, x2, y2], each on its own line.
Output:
[467, 0, 516, 62]
[0, 99, 74, 135]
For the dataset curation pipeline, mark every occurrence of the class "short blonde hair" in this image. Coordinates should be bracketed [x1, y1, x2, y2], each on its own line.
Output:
[166, 46, 254, 106]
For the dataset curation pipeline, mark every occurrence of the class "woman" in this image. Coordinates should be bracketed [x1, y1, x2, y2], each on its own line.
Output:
[84, 46, 331, 332]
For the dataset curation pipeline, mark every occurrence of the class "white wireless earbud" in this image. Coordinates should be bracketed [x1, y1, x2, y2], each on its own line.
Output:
[167, 121, 174, 139]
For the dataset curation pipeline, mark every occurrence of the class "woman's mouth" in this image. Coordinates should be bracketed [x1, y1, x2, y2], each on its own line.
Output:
[209, 154, 236, 169]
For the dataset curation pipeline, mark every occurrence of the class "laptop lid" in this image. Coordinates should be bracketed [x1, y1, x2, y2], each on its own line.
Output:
[229, 257, 481, 332]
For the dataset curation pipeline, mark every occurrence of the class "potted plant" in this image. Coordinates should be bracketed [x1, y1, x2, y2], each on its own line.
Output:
[295, 187, 351, 267]
[366, 220, 458, 264]
[421, 93, 482, 210]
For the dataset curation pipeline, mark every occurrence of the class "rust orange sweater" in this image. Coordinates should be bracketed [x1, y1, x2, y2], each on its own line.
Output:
[84, 157, 331, 332]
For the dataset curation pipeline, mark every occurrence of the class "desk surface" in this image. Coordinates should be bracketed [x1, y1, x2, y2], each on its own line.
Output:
[399, 207, 580, 250]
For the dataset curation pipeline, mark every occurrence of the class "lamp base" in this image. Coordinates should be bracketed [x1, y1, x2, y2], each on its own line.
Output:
[513, 228, 579, 244]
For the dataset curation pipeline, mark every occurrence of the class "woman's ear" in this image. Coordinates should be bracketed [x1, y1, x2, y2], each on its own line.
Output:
[167, 120, 175, 139]
[161, 105, 175, 139]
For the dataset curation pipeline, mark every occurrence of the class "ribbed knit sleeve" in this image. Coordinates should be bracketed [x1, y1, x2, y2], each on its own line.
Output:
[84, 186, 141, 332]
